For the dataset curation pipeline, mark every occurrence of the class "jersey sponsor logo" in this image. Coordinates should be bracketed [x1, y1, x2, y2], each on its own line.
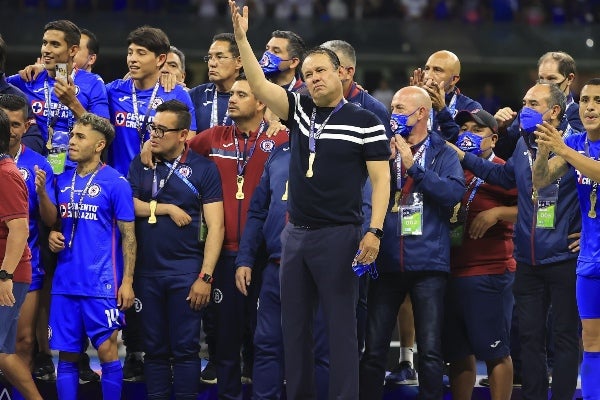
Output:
[260, 139, 275, 153]
[59, 202, 100, 220]
[134, 297, 142, 313]
[352, 101, 362, 107]
[114, 111, 155, 129]
[18, 167, 30, 182]
[31, 100, 45, 115]
[490, 340, 501, 348]
[33, 86, 46, 93]
[178, 165, 192, 178]
[118, 96, 131, 102]
[213, 288, 223, 304]
[576, 169, 594, 186]
[87, 184, 101, 198]
[203, 101, 212, 106]
[283, 146, 290, 151]
[222, 142, 233, 148]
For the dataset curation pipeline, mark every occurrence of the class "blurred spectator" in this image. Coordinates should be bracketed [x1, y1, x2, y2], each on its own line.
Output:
[399, 0, 428, 20]
[274, 0, 313, 19]
[432, 0, 453, 20]
[549, 0, 567, 24]
[372, 78, 394, 111]
[491, 0, 516, 22]
[327, 0, 349, 20]
[477, 82, 501, 115]
[522, 0, 546, 25]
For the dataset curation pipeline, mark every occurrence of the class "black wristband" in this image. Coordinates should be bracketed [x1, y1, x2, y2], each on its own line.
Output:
[367, 227, 384, 239]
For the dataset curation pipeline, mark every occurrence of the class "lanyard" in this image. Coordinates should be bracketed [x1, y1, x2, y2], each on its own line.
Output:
[395, 136, 429, 190]
[464, 176, 484, 216]
[308, 99, 346, 153]
[234, 121, 265, 177]
[585, 139, 599, 209]
[132, 80, 160, 150]
[152, 152, 183, 198]
[68, 163, 102, 248]
[286, 76, 297, 92]
[13, 144, 23, 164]
[429, 91, 457, 129]
[210, 89, 230, 128]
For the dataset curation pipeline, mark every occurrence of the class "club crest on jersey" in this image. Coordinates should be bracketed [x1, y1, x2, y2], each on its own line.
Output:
[213, 288, 223, 304]
[260, 139, 275, 153]
[178, 165, 192, 178]
[87, 184, 101, 198]
[150, 97, 164, 109]
[115, 112, 127, 126]
[73, 85, 81, 95]
[31, 100, 45, 115]
[18, 168, 30, 182]
[59, 203, 68, 217]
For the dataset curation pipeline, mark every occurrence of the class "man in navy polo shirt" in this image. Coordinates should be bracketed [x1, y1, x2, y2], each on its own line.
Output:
[128, 100, 224, 400]
[231, 3, 391, 399]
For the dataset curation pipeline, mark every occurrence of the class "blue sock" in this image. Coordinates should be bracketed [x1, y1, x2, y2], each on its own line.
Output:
[57, 360, 78, 400]
[581, 351, 600, 399]
[101, 360, 123, 400]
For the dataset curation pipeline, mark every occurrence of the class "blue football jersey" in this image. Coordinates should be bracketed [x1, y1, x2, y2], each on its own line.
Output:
[15, 145, 54, 273]
[188, 82, 232, 133]
[7, 69, 109, 146]
[51, 165, 135, 298]
[106, 78, 198, 176]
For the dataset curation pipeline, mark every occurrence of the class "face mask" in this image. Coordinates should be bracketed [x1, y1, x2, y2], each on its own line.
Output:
[390, 109, 419, 137]
[260, 51, 284, 75]
[456, 131, 491, 157]
[519, 107, 546, 134]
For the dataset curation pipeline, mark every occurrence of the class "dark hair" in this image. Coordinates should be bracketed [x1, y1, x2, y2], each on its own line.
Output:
[127, 26, 170, 57]
[0, 94, 28, 120]
[80, 28, 99, 56]
[0, 109, 10, 153]
[303, 46, 341, 70]
[0, 34, 6, 72]
[235, 72, 247, 82]
[212, 33, 239, 57]
[321, 40, 356, 67]
[75, 113, 115, 146]
[169, 45, 186, 72]
[272, 30, 306, 62]
[538, 52, 576, 78]
[156, 100, 191, 130]
[44, 20, 81, 48]
[584, 78, 600, 87]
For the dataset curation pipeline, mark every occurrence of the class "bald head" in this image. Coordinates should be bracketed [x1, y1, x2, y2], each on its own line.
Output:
[394, 86, 432, 111]
[424, 50, 461, 92]
[390, 86, 431, 140]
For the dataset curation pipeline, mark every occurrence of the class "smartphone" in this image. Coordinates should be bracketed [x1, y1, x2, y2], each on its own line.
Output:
[55, 63, 68, 81]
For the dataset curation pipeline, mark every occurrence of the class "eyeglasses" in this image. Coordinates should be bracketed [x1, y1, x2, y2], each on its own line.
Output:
[203, 54, 234, 63]
[147, 123, 183, 138]
[537, 76, 567, 85]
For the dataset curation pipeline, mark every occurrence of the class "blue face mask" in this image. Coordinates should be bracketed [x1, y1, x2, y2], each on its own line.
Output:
[456, 131, 492, 157]
[390, 109, 419, 137]
[260, 51, 284, 75]
[519, 107, 546, 134]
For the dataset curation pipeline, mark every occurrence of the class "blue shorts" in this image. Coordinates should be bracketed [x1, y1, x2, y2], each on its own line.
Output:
[577, 275, 600, 319]
[29, 264, 45, 292]
[443, 271, 514, 362]
[49, 294, 124, 353]
[0, 283, 30, 354]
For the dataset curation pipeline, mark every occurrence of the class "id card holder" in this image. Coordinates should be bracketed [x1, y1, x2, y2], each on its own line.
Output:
[47, 147, 67, 174]
[450, 224, 465, 247]
[398, 193, 423, 236]
[536, 183, 559, 229]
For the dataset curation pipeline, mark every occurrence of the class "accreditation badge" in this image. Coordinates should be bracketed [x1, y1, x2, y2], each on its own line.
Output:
[398, 192, 424, 236]
[535, 183, 559, 229]
[47, 147, 67, 174]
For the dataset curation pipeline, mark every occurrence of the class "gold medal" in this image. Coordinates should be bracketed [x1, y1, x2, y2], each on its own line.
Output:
[450, 202, 461, 223]
[281, 180, 288, 201]
[589, 190, 597, 219]
[46, 126, 54, 150]
[236, 175, 245, 200]
[306, 152, 315, 178]
[148, 200, 158, 224]
[391, 191, 401, 213]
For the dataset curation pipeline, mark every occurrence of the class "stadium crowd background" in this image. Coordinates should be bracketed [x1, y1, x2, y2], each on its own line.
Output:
[2, 0, 600, 118]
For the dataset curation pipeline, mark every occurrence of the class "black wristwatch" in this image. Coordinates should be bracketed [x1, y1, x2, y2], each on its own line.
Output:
[0, 270, 14, 280]
[199, 272, 214, 284]
[367, 227, 384, 239]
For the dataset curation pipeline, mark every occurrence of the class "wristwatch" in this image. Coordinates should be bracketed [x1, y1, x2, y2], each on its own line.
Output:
[199, 272, 214, 284]
[367, 227, 384, 239]
[0, 270, 14, 280]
